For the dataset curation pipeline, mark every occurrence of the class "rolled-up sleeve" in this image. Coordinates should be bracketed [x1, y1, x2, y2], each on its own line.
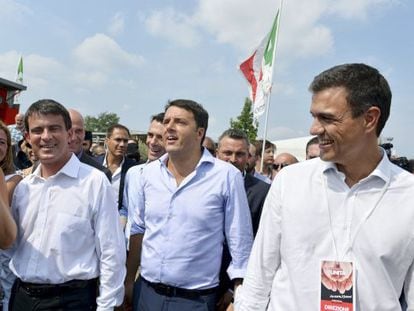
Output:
[130, 170, 146, 236]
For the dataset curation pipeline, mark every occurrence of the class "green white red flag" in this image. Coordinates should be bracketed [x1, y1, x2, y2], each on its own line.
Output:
[17, 56, 23, 84]
[239, 11, 280, 120]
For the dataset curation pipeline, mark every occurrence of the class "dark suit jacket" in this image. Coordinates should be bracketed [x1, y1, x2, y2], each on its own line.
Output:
[244, 173, 271, 235]
[218, 173, 270, 297]
[79, 151, 112, 182]
[96, 154, 137, 210]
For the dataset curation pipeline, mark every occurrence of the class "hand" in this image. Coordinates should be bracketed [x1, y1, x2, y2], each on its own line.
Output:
[216, 291, 233, 311]
[124, 279, 134, 307]
[321, 261, 353, 294]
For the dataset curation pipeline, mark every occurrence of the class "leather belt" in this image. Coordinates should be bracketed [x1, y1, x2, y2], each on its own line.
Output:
[141, 276, 217, 299]
[18, 278, 97, 297]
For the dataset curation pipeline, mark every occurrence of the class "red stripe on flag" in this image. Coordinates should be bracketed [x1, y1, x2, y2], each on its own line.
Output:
[239, 51, 258, 102]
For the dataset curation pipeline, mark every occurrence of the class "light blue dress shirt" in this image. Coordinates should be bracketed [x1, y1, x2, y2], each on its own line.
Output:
[130, 149, 253, 289]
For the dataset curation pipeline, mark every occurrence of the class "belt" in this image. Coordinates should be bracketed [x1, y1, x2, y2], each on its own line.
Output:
[18, 278, 98, 297]
[141, 276, 218, 299]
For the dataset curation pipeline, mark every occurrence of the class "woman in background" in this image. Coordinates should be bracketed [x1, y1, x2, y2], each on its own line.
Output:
[0, 121, 21, 310]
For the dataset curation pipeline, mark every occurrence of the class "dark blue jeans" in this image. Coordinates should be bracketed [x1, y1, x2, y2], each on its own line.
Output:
[135, 278, 217, 311]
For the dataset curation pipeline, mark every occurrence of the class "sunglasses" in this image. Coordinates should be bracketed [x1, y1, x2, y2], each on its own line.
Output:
[273, 163, 289, 170]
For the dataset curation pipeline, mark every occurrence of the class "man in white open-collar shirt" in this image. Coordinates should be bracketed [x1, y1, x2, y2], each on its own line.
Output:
[9, 99, 126, 311]
[235, 63, 414, 310]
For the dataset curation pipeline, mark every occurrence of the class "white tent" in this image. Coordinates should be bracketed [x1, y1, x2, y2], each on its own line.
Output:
[272, 136, 315, 162]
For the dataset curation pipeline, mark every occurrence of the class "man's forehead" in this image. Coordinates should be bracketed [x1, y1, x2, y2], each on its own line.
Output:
[28, 112, 64, 124]
[165, 106, 194, 119]
[110, 128, 129, 138]
[220, 137, 248, 149]
[148, 120, 164, 132]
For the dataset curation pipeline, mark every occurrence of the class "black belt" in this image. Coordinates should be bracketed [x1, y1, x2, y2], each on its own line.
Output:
[141, 276, 217, 299]
[17, 278, 98, 297]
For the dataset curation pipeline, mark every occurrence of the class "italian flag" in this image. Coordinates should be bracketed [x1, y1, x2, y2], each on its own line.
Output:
[239, 11, 280, 120]
[17, 56, 23, 84]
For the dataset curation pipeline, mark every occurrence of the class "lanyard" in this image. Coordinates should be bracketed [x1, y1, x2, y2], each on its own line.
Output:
[322, 171, 390, 261]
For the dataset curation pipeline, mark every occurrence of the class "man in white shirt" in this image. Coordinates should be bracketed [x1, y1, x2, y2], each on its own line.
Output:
[236, 63, 414, 310]
[9, 99, 126, 311]
[96, 124, 137, 221]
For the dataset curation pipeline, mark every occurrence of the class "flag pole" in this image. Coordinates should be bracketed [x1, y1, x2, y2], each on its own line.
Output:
[259, 0, 283, 174]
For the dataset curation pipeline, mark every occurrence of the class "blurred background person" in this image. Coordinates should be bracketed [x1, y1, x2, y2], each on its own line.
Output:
[126, 139, 141, 164]
[0, 121, 22, 310]
[82, 130, 93, 156]
[272, 152, 299, 177]
[252, 139, 275, 183]
[306, 136, 320, 160]
[203, 136, 216, 156]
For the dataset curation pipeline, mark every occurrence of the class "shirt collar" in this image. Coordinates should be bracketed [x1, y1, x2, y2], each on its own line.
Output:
[103, 152, 125, 168]
[159, 147, 215, 169]
[31, 153, 80, 180]
[322, 148, 391, 184]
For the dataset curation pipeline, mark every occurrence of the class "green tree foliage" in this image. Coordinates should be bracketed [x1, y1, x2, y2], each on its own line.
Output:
[230, 98, 258, 142]
[85, 112, 120, 132]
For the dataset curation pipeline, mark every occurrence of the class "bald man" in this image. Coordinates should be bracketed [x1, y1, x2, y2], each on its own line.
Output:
[68, 109, 112, 181]
[272, 152, 299, 176]
[8, 113, 25, 146]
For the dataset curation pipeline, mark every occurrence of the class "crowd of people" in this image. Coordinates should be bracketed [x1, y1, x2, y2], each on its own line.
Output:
[1, 63, 414, 311]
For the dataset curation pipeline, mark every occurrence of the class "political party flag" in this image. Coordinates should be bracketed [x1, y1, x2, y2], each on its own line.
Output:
[239, 11, 280, 120]
[17, 56, 23, 84]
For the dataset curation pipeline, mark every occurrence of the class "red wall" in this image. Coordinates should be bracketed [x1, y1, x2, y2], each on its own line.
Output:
[0, 87, 19, 125]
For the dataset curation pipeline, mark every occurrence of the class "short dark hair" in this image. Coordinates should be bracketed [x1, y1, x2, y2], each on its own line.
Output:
[218, 128, 249, 148]
[306, 136, 319, 153]
[309, 63, 392, 136]
[151, 112, 165, 123]
[253, 139, 275, 157]
[106, 124, 131, 138]
[165, 99, 209, 144]
[25, 99, 72, 131]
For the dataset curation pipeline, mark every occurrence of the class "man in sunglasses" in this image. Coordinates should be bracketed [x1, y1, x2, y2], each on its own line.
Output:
[272, 152, 298, 176]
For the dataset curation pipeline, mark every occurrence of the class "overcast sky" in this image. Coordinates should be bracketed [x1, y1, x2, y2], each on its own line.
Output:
[1, 0, 413, 157]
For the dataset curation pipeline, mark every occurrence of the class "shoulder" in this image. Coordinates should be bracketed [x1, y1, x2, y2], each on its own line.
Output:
[207, 157, 241, 176]
[278, 158, 323, 178]
[95, 154, 105, 164]
[245, 174, 271, 192]
[77, 161, 110, 184]
[123, 157, 138, 171]
[389, 163, 414, 188]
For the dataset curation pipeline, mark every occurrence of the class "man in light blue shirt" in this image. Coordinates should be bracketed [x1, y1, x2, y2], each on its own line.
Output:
[126, 99, 253, 311]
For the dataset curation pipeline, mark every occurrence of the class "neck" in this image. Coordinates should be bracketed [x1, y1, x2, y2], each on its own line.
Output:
[106, 152, 123, 166]
[106, 152, 123, 174]
[41, 153, 71, 179]
[167, 148, 202, 185]
[337, 146, 382, 187]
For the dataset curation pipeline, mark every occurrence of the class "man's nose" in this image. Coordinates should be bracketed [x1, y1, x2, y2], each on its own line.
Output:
[310, 119, 323, 136]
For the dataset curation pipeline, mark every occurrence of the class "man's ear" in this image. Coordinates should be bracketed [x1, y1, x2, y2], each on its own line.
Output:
[24, 131, 31, 145]
[364, 106, 381, 134]
[67, 128, 74, 144]
[197, 127, 205, 140]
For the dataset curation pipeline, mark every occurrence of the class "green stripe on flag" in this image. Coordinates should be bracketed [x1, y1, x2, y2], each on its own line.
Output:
[263, 12, 279, 66]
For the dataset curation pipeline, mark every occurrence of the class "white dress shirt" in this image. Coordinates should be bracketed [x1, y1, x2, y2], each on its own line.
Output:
[236, 153, 414, 311]
[102, 154, 124, 203]
[10, 154, 126, 311]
